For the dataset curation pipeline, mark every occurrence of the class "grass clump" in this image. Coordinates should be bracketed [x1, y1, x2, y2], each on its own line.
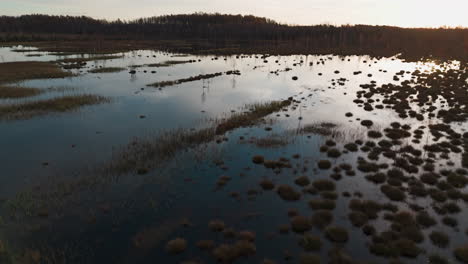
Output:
[290, 216, 312, 233]
[299, 234, 322, 251]
[317, 160, 332, 170]
[88, 67, 126, 73]
[295, 176, 310, 187]
[0, 94, 109, 120]
[312, 179, 335, 191]
[416, 211, 436, 228]
[380, 185, 406, 201]
[327, 148, 341, 158]
[259, 179, 275, 190]
[365, 173, 387, 184]
[252, 155, 265, 164]
[308, 199, 336, 210]
[0, 61, 73, 83]
[454, 245, 468, 263]
[311, 210, 333, 229]
[277, 184, 301, 201]
[429, 254, 449, 264]
[165, 238, 187, 254]
[429, 231, 450, 248]
[394, 238, 421, 258]
[325, 226, 349, 243]
[299, 254, 320, 264]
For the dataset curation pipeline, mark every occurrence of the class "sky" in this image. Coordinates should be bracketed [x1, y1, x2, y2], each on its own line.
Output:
[1, 0, 467, 28]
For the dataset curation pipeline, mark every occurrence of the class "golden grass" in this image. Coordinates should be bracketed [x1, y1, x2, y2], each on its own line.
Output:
[0, 94, 109, 120]
[88, 67, 126, 74]
[0, 85, 42, 99]
[0, 61, 73, 84]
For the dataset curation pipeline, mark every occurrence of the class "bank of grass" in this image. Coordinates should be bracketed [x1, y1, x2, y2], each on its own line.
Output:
[108, 99, 292, 174]
[147, 60, 196, 67]
[0, 61, 73, 84]
[215, 100, 291, 135]
[0, 86, 42, 99]
[56, 55, 123, 63]
[147, 72, 224, 89]
[88, 67, 126, 74]
[0, 94, 109, 120]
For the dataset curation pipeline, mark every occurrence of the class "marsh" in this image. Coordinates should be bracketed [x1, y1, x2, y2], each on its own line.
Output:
[0, 42, 467, 264]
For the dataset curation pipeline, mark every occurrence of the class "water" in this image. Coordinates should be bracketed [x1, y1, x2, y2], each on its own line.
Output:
[0, 45, 467, 263]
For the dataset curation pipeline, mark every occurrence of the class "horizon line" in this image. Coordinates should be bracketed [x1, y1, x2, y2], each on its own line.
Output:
[3, 12, 468, 30]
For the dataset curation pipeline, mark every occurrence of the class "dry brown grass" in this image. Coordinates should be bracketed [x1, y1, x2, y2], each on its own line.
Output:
[0, 61, 73, 84]
[0, 94, 109, 120]
[0, 85, 42, 99]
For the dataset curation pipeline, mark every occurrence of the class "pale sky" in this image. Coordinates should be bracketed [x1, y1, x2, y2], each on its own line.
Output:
[1, 0, 467, 28]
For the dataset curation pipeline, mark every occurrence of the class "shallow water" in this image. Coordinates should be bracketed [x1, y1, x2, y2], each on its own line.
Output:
[0, 45, 467, 263]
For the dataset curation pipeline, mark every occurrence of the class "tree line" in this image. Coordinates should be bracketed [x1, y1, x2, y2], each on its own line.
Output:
[0, 13, 467, 60]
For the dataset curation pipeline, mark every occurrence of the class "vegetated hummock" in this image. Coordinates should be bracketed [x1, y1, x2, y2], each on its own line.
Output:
[0, 85, 42, 99]
[88, 67, 126, 73]
[0, 94, 109, 120]
[215, 100, 291, 135]
[56, 55, 123, 63]
[147, 60, 196, 67]
[0, 61, 73, 84]
[147, 72, 226, 88]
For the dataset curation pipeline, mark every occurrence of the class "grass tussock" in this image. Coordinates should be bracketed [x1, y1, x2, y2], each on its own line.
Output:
[0, 61, 73, 84]
[88, 67, 126, 74]
[0, 94, 109, 120]
[255, 136, 289, 148]
[0, 85, 42, 99]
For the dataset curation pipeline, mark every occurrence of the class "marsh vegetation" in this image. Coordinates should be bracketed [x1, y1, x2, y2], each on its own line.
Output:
[0, 44, 466, 264]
